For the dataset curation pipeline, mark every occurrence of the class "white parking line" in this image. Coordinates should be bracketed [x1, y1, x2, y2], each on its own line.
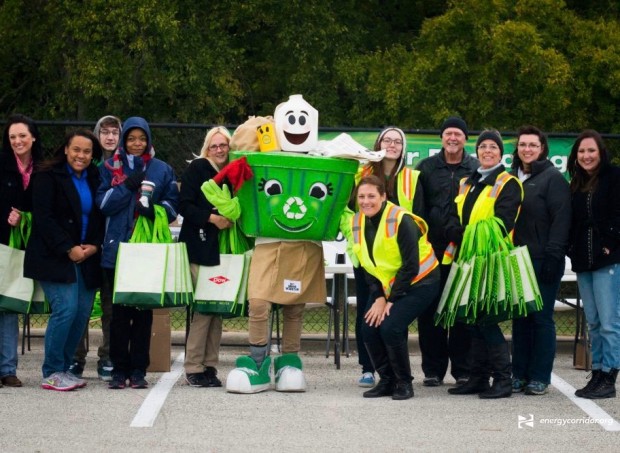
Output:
[131, 352, 185, 428]
[551, 372, 620, 431]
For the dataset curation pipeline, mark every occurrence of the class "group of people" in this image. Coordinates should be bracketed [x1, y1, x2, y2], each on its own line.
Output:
[0, 114, 617, 403]
[350, 118, 619, 402]
[0, 114, 179, 391]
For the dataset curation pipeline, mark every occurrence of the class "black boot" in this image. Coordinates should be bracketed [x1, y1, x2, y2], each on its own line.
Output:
[363, 341, 394, 398]
[583, 369, 618, 399]
[575, 370, 603, 397]
[386, 341, 414, 400]
[479, 342, 512, 399]
[449, 338, 490, 395]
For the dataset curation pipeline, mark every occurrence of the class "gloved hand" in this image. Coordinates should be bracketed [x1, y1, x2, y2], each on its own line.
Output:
[136, 201, 155, 220]
[539, 256, 562, 284]
[201, 180, 241, 221]
[124, 171, 146, 191]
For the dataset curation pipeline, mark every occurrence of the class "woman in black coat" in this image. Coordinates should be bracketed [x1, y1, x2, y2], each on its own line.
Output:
[0, 114, 43, 388]
[510, 126, 571, 396]
[24, 130, 104, 391]
[180, 126, 233, 388]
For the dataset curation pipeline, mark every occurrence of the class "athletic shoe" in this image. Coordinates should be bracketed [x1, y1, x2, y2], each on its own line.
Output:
[358, 372, 375, 388]
[108, 373, 127, 390]
[226, 356, 272, 394]
[41, 372, 79, 391]
[186, 372, 211, 387]
[512, 378, 527, 393]
[65, 371, 87, 388]
[524, 381, 548, 395]
[97, 360, 114, 382]
[423, 376, 443, 387]
[274, 354, 306, 392]
[67, 362, 84, 379]
[204, 367, 222, 387]
[130, 371, 148, 389]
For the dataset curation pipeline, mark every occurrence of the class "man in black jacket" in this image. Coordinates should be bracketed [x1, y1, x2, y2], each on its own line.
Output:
[415, 116, 480, 387]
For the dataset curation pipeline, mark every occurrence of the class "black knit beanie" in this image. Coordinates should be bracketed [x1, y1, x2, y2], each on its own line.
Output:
[439, 116, 468, 139]
[475, 130, 504, 155]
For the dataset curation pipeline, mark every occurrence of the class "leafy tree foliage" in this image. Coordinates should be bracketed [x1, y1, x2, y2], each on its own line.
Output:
[0, 0, 619, 135]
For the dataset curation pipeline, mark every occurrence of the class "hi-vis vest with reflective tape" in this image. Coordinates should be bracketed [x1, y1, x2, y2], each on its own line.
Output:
[443, 171, 521, 264]
[356, 166, 420, 213]
[455, 171, 520, 225]
[352, 202, 438, 298]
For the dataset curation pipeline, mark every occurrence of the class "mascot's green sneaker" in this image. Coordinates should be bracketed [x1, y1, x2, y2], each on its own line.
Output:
[274, 354, 306, 392]
[225, 356, 271, 394]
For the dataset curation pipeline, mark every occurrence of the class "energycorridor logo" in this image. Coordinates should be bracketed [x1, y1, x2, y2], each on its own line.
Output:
[518, 414, 614, 428]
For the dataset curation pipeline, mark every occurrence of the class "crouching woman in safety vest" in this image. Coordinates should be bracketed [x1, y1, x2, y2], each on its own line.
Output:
[352, 175, 439, 400]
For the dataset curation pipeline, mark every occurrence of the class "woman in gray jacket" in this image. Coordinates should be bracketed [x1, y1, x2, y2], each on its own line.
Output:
[510, 125, 571, 395]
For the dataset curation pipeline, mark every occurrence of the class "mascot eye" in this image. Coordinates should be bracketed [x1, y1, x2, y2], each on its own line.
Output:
[288, 114, 296, 125]
[299, 116, 306, 126]
[309, 182, 333, 200]
[258, 178, 283, 197]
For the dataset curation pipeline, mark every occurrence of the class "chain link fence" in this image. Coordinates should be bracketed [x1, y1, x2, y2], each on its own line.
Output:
[24, 121, 585, 341]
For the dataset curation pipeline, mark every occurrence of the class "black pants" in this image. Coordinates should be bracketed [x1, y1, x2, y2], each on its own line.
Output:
[418, 263, 471, 381]
[362, 278, 439, 355]
[106, 269, 153, 377]
[353, 265, 374, 374]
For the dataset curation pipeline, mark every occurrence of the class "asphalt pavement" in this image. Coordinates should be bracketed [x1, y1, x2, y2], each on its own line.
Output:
[1, 331, 619, 453]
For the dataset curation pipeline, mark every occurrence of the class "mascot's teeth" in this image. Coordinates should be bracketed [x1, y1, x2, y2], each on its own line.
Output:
[283, 197, 307, 219]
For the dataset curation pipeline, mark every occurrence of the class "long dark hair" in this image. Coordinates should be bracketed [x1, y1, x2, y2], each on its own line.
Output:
[2, 114, 43, 162]
[37, 129, 102, 173]
[567, 129, 609, 193]
[511, 125, 549, 171]
[366, 127, 406, 200]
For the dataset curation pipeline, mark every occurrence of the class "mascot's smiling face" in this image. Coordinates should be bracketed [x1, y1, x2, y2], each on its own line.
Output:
[275, 94, 318, 152]
[258, 177, 333, 234]
[282, 109, 311, 146]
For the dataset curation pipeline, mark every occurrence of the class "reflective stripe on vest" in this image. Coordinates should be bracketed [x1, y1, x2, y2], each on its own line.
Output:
[456, 171, 517, 225]
[396, 167, 419, 213]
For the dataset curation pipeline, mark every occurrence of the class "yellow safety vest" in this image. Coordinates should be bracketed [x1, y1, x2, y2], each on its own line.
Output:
[352, 202, 438, 298]
[455, 171, 521, 226]
[443, 171, 523, 265]
[355, 166, 420, 213]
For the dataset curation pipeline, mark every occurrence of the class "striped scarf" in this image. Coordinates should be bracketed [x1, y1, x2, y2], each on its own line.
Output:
[105, 148, 153, 187]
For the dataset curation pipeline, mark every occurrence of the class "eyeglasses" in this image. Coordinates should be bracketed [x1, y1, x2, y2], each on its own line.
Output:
[477, 144, 500, 151]
[209, 143, 229, 151]
[381, 138, 403, 146]
[100, 129, 120, 137]
[517, 142, 541, 149]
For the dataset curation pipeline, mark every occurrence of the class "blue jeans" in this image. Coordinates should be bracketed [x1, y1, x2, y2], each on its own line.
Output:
[511, 258, 561, 384]
[0, 312, 19, 377]
[40, 265, 95, 378]
[577, 263, 620, 372]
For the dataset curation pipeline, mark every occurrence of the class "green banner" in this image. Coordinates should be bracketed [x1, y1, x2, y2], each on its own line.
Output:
[319, 132, 574, 176]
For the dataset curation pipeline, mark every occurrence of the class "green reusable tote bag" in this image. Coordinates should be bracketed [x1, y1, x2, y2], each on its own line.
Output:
[0, 227, 33, 313]
[193, 252, 249, 318]
[113, 242, 168, 308]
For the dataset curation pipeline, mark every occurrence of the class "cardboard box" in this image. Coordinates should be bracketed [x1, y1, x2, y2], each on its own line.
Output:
[148, 309, 171, 372]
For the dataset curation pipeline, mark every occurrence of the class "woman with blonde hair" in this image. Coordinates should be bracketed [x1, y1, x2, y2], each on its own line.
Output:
[180, 126, 234, 387]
